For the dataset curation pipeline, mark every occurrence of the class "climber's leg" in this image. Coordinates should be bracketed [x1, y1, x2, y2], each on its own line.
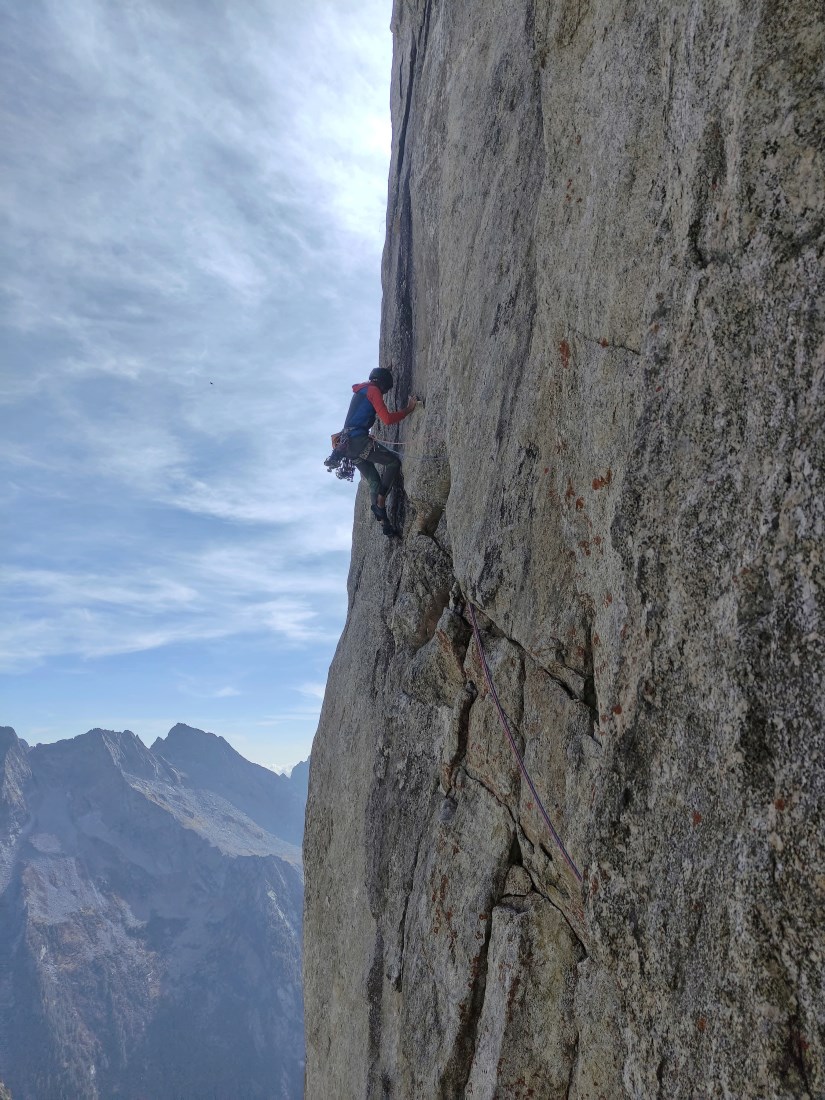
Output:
[353, 458, 381, 507]
[371, 443, 402, 499]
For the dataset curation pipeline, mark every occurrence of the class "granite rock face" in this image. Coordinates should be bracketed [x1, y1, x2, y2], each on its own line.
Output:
[0, 726, 306, 1100]
[304, 1, 824, 1097]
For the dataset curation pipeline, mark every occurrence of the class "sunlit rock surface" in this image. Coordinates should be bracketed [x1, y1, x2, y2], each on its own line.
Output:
[0, 725, 305, 1100]
[304, 0, 824, 1096]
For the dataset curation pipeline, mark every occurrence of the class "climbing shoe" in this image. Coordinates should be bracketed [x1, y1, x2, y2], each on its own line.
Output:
[371, 504, 388, 522]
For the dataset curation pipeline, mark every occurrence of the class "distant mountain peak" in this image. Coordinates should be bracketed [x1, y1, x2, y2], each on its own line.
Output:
[0, 726, 20, 752]
[166, 721, 218, 740]
[31, 727, 178, 787]
[151, 724, 307, 848]
[153, 722, 237, 759]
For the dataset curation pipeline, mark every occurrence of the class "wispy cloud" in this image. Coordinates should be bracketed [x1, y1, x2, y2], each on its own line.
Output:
[1, 0, 389, 688]
[1, 0, 391, 367]
[298, 681, 328, 702]
[0, 535, 349, 673]
[173, 675, 243, 701]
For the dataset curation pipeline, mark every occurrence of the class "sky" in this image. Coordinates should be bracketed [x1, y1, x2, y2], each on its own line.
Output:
[0, 0, 393, 771]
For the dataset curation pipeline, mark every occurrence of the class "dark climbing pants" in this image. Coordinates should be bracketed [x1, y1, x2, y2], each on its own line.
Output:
[345, 437, 401, 505]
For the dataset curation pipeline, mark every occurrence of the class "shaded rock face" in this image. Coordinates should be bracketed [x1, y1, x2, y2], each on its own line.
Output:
[304, 1, 824, 1098]
[0, 726, 305, 1100]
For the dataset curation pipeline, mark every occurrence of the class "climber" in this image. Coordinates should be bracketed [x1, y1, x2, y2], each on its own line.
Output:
[324, 367, 417, 537]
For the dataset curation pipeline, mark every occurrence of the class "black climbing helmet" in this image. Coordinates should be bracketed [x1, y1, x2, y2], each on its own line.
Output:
[369, 366, 394, 393]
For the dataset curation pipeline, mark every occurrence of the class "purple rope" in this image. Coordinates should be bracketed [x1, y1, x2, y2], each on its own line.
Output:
[468, 603, 583, 884]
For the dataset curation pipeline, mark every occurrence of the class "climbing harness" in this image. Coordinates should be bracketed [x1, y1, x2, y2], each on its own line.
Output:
[324, 429, 374, 481]
[468, 603, 583, 884]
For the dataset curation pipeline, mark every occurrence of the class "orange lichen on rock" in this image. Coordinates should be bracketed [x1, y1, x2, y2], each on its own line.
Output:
[592, 469, 613, 491]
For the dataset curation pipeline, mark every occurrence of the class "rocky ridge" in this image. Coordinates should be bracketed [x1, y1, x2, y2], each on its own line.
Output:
[0, 724, 306, 1100]
[304, 1, 824, 1097]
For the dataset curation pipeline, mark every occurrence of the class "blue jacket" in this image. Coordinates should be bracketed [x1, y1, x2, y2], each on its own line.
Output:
[343, 383, 376, 437]
[343, 381, 409, 437]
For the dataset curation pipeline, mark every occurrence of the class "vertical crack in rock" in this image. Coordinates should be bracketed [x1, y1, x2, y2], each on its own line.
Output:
[394, 39, 417, 187]
[566, 1024, 580, 1100]
[366, 931, 385, 1099]
[441, 682, 475, 794]
[396, 817, 429, 992]
[438, 903, 495, 1098]
[394, 0, 433, 188]
[393, 175, 415, 388]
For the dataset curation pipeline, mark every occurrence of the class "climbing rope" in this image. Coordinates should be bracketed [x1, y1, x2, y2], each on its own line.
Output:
[370, 437, 442, 461]
[467, 603, 583, 884]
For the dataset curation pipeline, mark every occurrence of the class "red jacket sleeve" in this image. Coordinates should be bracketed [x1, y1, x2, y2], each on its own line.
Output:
[367, 384, 408, 426]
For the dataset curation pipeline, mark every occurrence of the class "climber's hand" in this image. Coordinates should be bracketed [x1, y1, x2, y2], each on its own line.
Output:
[406, 395, 419, 413]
